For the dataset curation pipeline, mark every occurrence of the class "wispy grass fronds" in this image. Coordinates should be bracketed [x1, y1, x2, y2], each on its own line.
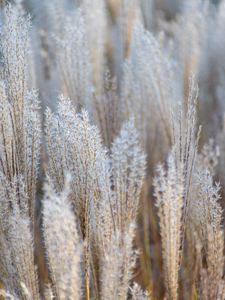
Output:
[45, 95, 106, 239]
[197, 139, 219, 176]
[0, 176, 40, 299]
[172, 78, 201, 247]
[87, 119, 145, 299]
[91, 71, 121, 147]
[0, 4, 41, 226]
[100, 224, 137, 300]
[2, 1, 225, 299]
[45, 95, 146, 299]
[53, 9, 93, 110]
[111, 120, 146, 231]
[42, 178, 83, 300]
[45, 95, 112, 298]
[154, 152, 184, 300]
[122, 21, 178, 155]
[191, 169, 225, 299]
[1, 4, 30, 107]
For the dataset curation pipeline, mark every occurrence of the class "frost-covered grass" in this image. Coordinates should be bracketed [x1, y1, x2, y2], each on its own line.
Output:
[0, 1, 224, 299]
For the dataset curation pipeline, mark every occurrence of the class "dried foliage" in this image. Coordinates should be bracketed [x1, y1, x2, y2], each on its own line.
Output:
[0, 1, 225, 300]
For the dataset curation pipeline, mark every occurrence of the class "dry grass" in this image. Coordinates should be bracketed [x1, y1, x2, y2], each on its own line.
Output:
[0, 1, 224, 299]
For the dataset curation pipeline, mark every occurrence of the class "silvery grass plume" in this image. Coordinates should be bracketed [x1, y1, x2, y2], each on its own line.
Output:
[1, 1, 225, 299]
[154, 151, 184, 300]
[0, 176, 40, 299]
[197, 139, 219, 177]
[45, 95, 146, 299]
[53, 8, 93, 110]
[0, 4, 41, 227]
[45, 95, 107, 239]
[100, 224, 137, 300]
[122, 20, 179, 160]
[172, 78, 201, 252]
[92, 72, 121, 148]
[45, 95, 102, 298]
[151, 78, 200, 300]
[99, 121, 146, 300]
[190, 168, 225, 300]
[163, 0, 225, 142]
[42, 178, 83, 300]
[110, 120, 146, 232]
[49, 1, 115, 139]
[0, 4, 41, 298]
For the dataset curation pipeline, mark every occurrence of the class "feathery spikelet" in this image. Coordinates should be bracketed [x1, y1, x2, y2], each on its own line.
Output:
[91, 71, 121, 147]
[53, 9, 93, 110]
[45, 96, 112, 298]
[111, 120, 146, 231]
[42, 178, 83, 300]
[100, 224, 137, 300]
[1, 4, 30, 107]
[190, 169, 225, 299]
[0, 5, 41, 225]
[122, 21, 178, 150]
[45, 95, 107, 239]
[154, 152, 184, 300]
[197, 139, 219, 177]
[99, 121, 146, 300]
[45, 94, 146, 299]
[172, 78, 201, 252]
[0, 176, 40, 299]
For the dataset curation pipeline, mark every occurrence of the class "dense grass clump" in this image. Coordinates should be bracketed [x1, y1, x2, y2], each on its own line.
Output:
[0, 1, 224, 299]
